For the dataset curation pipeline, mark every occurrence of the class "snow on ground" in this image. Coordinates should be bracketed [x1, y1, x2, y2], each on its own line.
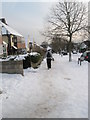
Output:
[0, 73, 2, 120]
[0, 53, 88, 118]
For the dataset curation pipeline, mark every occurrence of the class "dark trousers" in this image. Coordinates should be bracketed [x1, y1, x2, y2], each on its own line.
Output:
[47, 59, 51, 69]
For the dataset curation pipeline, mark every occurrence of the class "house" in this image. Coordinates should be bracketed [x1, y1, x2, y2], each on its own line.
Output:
[0, 18, 26, 56]
[32, 42, 46, 56]
[28, 40, 46, 56]
[0, 24, 3, 57]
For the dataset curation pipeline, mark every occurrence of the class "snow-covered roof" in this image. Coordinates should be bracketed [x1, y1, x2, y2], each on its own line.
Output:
[0, 21, 23, 37]
[47, 46, 52, 51]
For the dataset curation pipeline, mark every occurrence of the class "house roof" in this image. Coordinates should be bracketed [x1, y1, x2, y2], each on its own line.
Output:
[47, 46, 52, 51]
[0, 21, 23, 37]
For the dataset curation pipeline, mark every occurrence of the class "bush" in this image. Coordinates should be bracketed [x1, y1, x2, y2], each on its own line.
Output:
[22, 52, 42, 69]
[23, 55, 31, 69]
[31, 54, 41, 63]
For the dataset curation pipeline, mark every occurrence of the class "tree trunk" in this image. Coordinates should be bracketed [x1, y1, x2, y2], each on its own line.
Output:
[69, 34, 72, 62]
[69, 49, 71, 62]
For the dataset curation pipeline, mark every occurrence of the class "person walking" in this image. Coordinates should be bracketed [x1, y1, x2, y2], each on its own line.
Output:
[46, 47, 53, 69]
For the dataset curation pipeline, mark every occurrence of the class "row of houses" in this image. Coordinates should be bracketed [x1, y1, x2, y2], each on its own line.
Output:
[0, 18, 26, 57]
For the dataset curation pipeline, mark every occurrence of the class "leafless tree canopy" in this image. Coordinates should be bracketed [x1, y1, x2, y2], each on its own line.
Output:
[43, 2, 87, 61]
[47, 2, 87, 38]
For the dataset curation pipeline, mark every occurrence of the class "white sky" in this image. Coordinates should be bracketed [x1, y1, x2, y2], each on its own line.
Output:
[1, 0, 90, 2]
[2, 2, 55, 45]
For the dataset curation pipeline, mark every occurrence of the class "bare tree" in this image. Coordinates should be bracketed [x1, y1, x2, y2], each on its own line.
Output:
[44, 2, 87, 61]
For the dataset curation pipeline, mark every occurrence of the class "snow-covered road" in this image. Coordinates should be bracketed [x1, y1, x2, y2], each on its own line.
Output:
[0, 54, 88, 118]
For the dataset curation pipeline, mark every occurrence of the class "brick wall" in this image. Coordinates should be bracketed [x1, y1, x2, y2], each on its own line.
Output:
[0, 60, 23, 75]
[17, 42, 26, 49]
[17, 36, 26, 49]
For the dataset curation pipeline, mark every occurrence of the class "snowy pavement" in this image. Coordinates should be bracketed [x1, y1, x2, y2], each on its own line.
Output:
[0, 53, 88, 118]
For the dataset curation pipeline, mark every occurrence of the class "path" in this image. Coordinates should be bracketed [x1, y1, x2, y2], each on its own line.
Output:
[2, 54, 88, 118]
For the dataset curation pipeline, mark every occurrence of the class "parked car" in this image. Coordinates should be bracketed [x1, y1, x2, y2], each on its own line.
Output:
[83, 51, 90, 62]
[72, 50, 77, 54]
[61, 51, 68, 55]
[78, 51, 90, 65]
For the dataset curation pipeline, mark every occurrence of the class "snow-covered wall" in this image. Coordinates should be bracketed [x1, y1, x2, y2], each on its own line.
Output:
[0, 25, 3, 56]
[0, 60, 23, 75]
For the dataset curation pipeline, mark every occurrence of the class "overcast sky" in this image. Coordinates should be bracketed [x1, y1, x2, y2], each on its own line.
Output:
[1, 0, 90, 45]
[2, 2, 56, 45]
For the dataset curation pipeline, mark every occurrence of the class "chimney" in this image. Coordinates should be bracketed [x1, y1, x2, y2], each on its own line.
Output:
[0, 18, 7, 25]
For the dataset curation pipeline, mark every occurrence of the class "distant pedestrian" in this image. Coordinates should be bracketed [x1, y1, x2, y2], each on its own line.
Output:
[46, 47, 53, 69]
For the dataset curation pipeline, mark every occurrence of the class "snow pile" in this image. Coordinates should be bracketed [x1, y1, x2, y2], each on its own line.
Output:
[14, 54, 28, 61]
[0, 53, 88, 118]
[30, 52, 40, 56]
[0, 55, 27, 61]
[0, 56, 16, 61]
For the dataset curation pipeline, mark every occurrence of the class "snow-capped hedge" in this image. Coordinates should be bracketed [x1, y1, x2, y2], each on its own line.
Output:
[30, 52, 40, 56]
[0, 52, 42, 69]
[30, 53, 41, 63]
[0, 52, 40, 61]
